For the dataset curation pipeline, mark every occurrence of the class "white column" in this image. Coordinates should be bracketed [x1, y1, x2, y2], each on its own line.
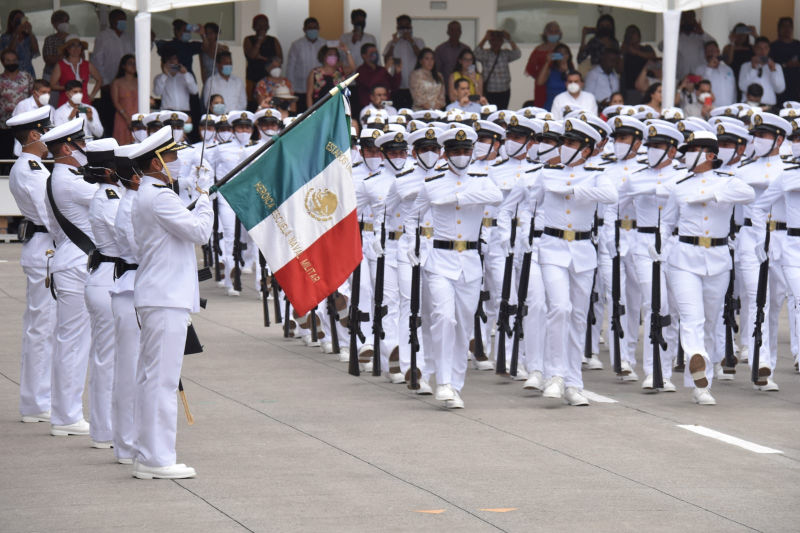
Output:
[135, 11, 151, 113]
[661, 9, 680, 109]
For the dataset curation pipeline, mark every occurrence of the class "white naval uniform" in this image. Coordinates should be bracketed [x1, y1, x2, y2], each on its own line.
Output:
[110, 188, 140, 461]
[532, 164, 618, 390]
[8, 153, 56, 417]
[213, 139, 249, 289]
[132, 176, 213, 468]
[661, 170, 755, 388]
[45, 163, 98, 427]
[351, 161, 377, 352]
[409, 167, 503, 392]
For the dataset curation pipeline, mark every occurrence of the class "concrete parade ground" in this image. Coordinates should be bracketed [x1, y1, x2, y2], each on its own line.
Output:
[0, 242, 798, 532]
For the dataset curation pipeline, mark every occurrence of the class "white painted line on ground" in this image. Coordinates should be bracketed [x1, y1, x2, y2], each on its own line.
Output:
[677, 425, 783, 454]
[583, 390, 618, 403]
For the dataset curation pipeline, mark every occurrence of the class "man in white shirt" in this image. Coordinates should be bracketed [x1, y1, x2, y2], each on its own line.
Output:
[382, 14, 424, 109]
[12, 79, 52, 155]
[445, 78, 482, 113]
[584, 48, 620, 106]
[738, 37, 786, 107]
[202, 51, 246, 112]
[53, 80, 103, 139]
[676, 10, 714, 79]
[550, 71, 598, 119]
[91, 9, 133, 137]
[697, 41, 736, 107]
[286, 17, 325, 113]
[339, 9, 375, 68]
[153, 52, 198, 113]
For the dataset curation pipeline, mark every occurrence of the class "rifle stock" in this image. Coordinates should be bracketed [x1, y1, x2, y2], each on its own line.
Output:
[648, 213, 668, 389]
[510, 212, 537, 377]
[751, 221, 771, 385]
[372, 216, 388, 377]
[259, 252, 270, 327]
[611, 217, 626, 375]
[496, 215, 518, 376]
[723, 215, 739, 372]
[408, 224, 422, 390]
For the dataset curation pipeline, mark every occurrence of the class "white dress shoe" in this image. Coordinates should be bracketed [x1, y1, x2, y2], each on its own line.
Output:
[585, 354, 603, 370]
[472, 358, 495, 371]
[338, 350, 350, 363]
[226, 288, 240, 297]
[117, 457, 134, 465]
[446, 390, 464, 409]
[133, 462, 197, 480]
[415, 379, 433, 395]
[715, 363, 735, 381]
[542, 376, 565, 399]
[692, 387, 716, 405]
[360, 361, 373, 373]
[320, 341, 334, 354]
[512, 367, 529, 381]
[621, 370, 639, 382]
[565, 387, 589, 406]
[738, 346, 749, 364]
[641, 374, 654, 390]
[302, 334, 319, 347]
[755, 377, 779, 392]
[599, 334, 606, 345]
[216, 280, 226, 288]
[619, 360, 633, 375]
[523, 370, 544, 390]
[384, 372, 405, 384]
[659, 379, 676, 392]
[50, 419, 90, 436]
[434, 384, 455, 401]
[91, 441, 113, 449]
[21, 411, 50, 423]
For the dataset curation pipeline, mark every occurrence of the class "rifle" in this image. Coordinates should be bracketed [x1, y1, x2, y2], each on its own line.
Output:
[272, 276, 283, 323]
[751, 219, 771, 385]
[231, 218, 244, 292]
[347, 261, 369, 376]
[675, 331, 685, 371]
[585, 209, 600, 362]
[372, 214, 388, 376]
[510, 210, 536, 377]
[309, 307, 319, 343]
[472, 236, 491, 364]
[202, 241, 212, 269]
[611, 213, 626, 375]
[407, 223, 422, 390]
[259, 252, 270, 327]
[496, 211, 518, 376]
[648, 211, 669, 389]
[722, 214, 740, 373]
[283, 298, 291, 338]
[326, 294, 341, 355]
[212, 197, 223, 281]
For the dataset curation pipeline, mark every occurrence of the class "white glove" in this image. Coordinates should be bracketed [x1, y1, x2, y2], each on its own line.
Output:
[371, 239, 384, 257]
[754, 243, 768, 264]
[727, 237, 736, 252]
[648, 244, 664, 262]
[407, 249, 420, 266]
[497, 238, 511, 256]
[520, 239, 533, 254]
[546, 183, 574, 195]
[195, 166, 214, 192]
[431, 192, 458, 206]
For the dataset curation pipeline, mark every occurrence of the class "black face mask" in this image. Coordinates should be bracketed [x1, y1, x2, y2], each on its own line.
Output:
[597, 27, 612, 38]
[272, 98, 288, 110]
[4, 63, 20, 72]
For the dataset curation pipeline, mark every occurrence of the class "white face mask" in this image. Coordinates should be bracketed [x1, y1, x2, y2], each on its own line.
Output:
[526, 143, 539, 160]
[753, 136, 775, 157]
[743, 141, 755, 160]
[559, 145, 579, 166]
[218, 130, 233, 142]
[202, 129, 216, 143]
[235, 131, 251, 145]
[165, 159, 182, 181]
[472, 142, 491, 160]
[70, 92, 83, 105]
[567, 82, 581, 95]
[538, 142, 558, 160]
[505, 140, 525, 158]
[57, 22, 70, 33]
[792, 142, 800, 159]
[387, 157, 407, 172]
[132, 129, 147, 143]
[417, 151, 440, 169]
[364, 156, 382, 171]
[647, 147, 667, 168]
[448, 155, 471, 175]
[270, 67, 282, 78]
[37, 92, 50, 106]
[172, 128, 184, 144]
[687, 150, 704, 172]
[71, 148, 88, 166]
[717, 147, 736, 165]
[614, 141, 632, 160]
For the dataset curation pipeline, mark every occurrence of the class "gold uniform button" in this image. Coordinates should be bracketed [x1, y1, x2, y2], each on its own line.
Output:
[623, 167, 628, 171]
[484, 210, 489, 215]
[567, 224, 573, 228]
[456, 206, 460, 210]
[701, 179, 706, 184]
[705, 230, 709, 235]
[516, 173, 520, 177]
[702, 202, 707, 207]
[570, 173, 575, 178]
[396, 213, 401, 217]
[704, 216, 708, 221]
[566, 210, 571, 214]
[565, 195, 571, 200]
[657, 181, 661, 184]
[457, 220, 461, 224]
[457, 234, 462, 239]
[700, 190, 704, 194]
[566, 181, 571, 185]
[425, 221, 431, 226]
[457, 181, 461, 186]
[766, 162, 771, 167]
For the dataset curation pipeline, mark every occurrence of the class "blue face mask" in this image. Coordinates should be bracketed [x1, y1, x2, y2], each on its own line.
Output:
[221, 64, 233, 76]
[546, 33, 560, 43]
[182, 32, 191, 42]
[212, 103, 225, 115]
[183, 123, 193, 134]
[116, 20, 127, 32]
[369, 52, 378, 63]
[305, 29, 319, 41]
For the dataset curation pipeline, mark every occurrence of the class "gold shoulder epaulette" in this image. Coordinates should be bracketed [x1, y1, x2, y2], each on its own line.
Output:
[105, 188, 120, 199]
[396, 168, 414, 177]
[425, 173, 445, 182]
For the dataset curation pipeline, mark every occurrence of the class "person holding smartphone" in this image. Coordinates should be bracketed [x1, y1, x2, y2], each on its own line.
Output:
[536, 43, 573, 112]
[53, 79, 103, 139]
[445, 78, 482, 112]
[474, 29, 521, 109]
[770, 17, 800, 104]
[0, 10, 40, 78]
[738, 36, 785, 108]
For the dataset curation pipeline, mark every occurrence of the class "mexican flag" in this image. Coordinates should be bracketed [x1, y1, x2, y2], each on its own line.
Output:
[217, 93, 361, 315]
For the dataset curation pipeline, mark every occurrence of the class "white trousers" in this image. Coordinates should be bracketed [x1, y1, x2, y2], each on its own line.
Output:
[522, 259, 547, 374]
[51, 267, 91, 426]
[622, 250, 643, 364]
[668, 267, 727, 388]
[541, 263, 594, 389]
[85, 268, 116, 443]
[134, 306, 188, 468]
[633, 254, 678, 378]
[783, 266, 800, 365]
[598, 249, 636, 367]
[397, 259, 426, 375]
[20, 266, 55, 416]
[425, 270, 481, 391]
[366, 256, 399, 372]
[111, 290, 139, 460]
[766, 260, 788, 370]
[738, 254, 771, 368]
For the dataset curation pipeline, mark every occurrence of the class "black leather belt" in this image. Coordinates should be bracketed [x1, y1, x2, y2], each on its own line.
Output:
[543, 227, 592, 241]
[533, 229, 543, 238]
[88, 250, 118, 272]
[678, 235, 727, 248]
[30, 223, 48, 233]
[387, 231, 403, 240]
[744, 218, 787, 231]
[433, 239, 479, 251]
[637, 226, 658, 234]
[114, 258, 138, 278]
[672, 228, 679, 236]
[596, 218, 604, 227]
[734, 223, 742, 233]
[481, 217, 498, 227]
[788, 228, 800, 237]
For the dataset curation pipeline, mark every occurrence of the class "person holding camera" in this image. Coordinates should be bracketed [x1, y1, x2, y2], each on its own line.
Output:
[738, 37, 785, 107]
[474, 29, 521, 109]
[0, 10, 40, 78]
[679, 78, 714, 119]
[722, 22, 757, 84]
[153, 51, 198, 115]
[53, 80, 103, 139]
[536, 43, 574, 112]
[578, 14, 618, 67]
[697, 41, 736, 107]
[383, 15, 425, 110]
[447, 49, 484, 104]
[446, 78, 482, 112]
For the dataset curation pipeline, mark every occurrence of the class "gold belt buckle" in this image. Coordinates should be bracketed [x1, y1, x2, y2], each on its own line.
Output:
[362, 222, 374, 232]
[620, 219, 634, 231]
[698, 236, 712, 248]
[768, 220, 777, 231]
[481, 218, 494, 227]
[563, 230, 576, 242]
[421, 227, 433, 238]
[453, 240, 468, 252]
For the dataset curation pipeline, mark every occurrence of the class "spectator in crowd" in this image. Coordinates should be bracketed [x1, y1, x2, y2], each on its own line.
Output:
[697, 41, 736, 107]
[524, 21, 562, 109]
[243, 14, 283, 107]
[606, 91, 624, 107]
[156, 20, 204, 74]
[1, 10, 40, 78]
[551, 71, 597, 119]
[0, 49, 34, 157]
[578, 14, 618, 67]
[679, 78, 714, 118]
[770, 17, 800, 104]
[254, 56, 293, 109]
[745, 82, 768, 110]
[641, 82, 662, 114]
[200, 22, 229, 83]
[111, 54, 137, 145]
[13, 79, 50, 116]
[620, 24, 656, 104]
[474, 29, 520, 109]
[446, 78, 482, 112]
[738, 36, 785, 107]
[340, 9, 376, 68]
[92, 9, 134, 142]
[43, 10, 70, 84]
[361, 84, 397, 118]
[447, 49, 483, 103]
[54, 79, 103, 139]
[355, 44, 400, 113]
[676, 11, 714, 79]
[722, 23, 756, 87]
[585, 47, 620, 107]
[270, 85, 297, 118]
[50, 35, 102, 107]
[287, 17, 325, 113]
[409, 48, 445, 110]
[203, 51, 246, 112]
[434, 20, 471, 83]
[536, 43, 574, 112]
[634, 58, 662, 94]
[209, 93, 226, 115]
[383, 15, 425, 109]
[154, 51, 197, 113]
[306, 45, 355, 109]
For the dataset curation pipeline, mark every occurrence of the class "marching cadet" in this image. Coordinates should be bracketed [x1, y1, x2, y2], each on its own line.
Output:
[532, 118, 617, 405]
[144, 112, 164, 136]
[254, 108, 282, 142]
[41, 117, 96, 436]
[160, 111, 195, 206]
[408, 125, 502, 408]
[7, 106, 56, 424]
[84, 138, 123, 449]
[130, 112, 148, 143]
[619, 123, 685, 391]
[129, 126, 213, 479]
[736, 113, 791, 390]
[660, 131, 755, 405]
